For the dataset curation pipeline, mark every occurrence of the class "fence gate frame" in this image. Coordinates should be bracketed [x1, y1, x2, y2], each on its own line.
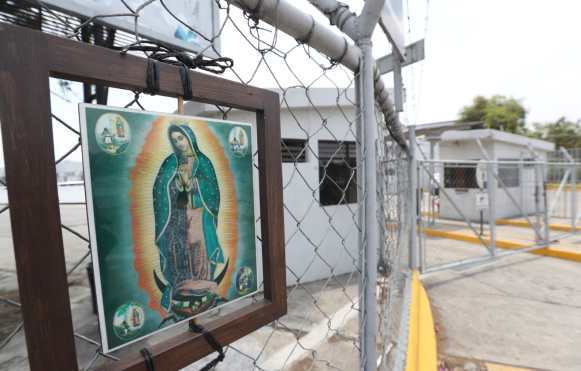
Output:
[0, 23, 287, 371]
[410, 128, 581, 275]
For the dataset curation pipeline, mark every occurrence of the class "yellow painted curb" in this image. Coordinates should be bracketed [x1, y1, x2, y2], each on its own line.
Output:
[421, 211, 439, 218]
[546, 183, 581, 191]
[423, 228, 581, 263]
[405, 271, 438, 371]
[496, 218, 581, 233]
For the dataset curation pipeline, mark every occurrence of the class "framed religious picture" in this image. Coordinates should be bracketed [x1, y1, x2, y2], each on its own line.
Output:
[0, 25, 285, 370]
[80, 104, 259, 352]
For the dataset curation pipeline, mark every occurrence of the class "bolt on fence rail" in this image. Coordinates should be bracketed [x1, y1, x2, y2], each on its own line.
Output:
[0, 1, 411, 370]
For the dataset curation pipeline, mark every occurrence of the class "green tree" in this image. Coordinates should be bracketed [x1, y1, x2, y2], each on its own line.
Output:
[530, 117, 581, 149]
[459, 95, 526, 134]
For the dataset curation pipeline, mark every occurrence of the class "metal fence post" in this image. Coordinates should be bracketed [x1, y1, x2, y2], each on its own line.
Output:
[408, 126, 419, 269]
[487, 161, 497, 256]
[429, 140, 436, 225]
[541, 163, 550, 243]
[357, 37, 378, 371]
[354, 71, 366, 371]
[417, 159, 425, 272]
[519, 154, 526, 220]
[572, 162, 577, 234]
[534, 161, 542, 242]
[561, 147, 577, 234]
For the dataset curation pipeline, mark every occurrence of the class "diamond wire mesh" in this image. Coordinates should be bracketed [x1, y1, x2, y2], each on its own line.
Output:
[375, 118, 409, 370]
[0, 1, 409, 370]
[417, 157, 581, 273]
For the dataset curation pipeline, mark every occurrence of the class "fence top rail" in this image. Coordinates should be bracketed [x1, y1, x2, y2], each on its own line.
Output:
[419, 159, 581, 166]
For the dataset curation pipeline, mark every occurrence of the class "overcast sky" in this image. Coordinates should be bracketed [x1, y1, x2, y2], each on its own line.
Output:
[3, 0, 581, 164]
[404, 0, 581, 128]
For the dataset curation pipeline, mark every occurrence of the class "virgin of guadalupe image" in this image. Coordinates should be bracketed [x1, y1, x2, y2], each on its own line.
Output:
[152, 124, 229, 325]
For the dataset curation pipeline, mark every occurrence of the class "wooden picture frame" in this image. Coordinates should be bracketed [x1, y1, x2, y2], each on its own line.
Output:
[0, 23, 286, 371]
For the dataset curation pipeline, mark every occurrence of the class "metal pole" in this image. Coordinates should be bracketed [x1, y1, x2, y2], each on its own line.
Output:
[354, 71, 365, 371]
[417, 159, 426, 272]
[393, 52, 403, 112]
[561, 147, 577, 233]
[534, 161, 542, 242]
[358, 0, 389, 37]
[542, 163, 550, 243]
[476, 140, 544, 241]
[429, 140, 436, 225]
[420, 159, 581, 166]
[422, 238, 553, 276]
[547, 168, 571, 217]
[358, 37, 378, 371]
[418, 161, 492, 250]
[308, 0, 386, 39]
[572, 162, 577, 234]
[301, 0, 406, 147]
[408, 126, 419, 269]
[233, 0, 360, 70]
[377, 142, 388, 274]
[231, 0, 407, 147]
[519, 153, 525, 219]
[487, 161, 497, 256]
[307, 0, 360, 40]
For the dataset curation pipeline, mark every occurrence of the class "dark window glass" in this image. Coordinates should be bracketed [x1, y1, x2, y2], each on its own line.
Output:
[498, 166, 520, 187]
[282, 139, 307, 163]
[497, 158, 521, 187]
[443, 165, 478, 188]
[318, 140, 357, 205]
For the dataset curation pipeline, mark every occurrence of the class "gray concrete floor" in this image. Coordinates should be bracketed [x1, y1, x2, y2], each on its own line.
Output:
[5, 205, 579, 370]
[423, 234, 581, 370]
[0, 205, 361, 370]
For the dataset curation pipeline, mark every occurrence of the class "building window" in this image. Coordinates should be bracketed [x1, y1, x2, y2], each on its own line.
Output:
[498, 166, 519, 187]
[444, 165, 478, 189]
[282, 139, 307, 163]
[497, 159, 520, 187]
[318, 140, 357, 205]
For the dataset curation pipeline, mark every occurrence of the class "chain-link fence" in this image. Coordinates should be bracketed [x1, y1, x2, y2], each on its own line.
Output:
[417, 155, 581, 274]
[0, 1, 412, 370]
[376, 133, 409, 370]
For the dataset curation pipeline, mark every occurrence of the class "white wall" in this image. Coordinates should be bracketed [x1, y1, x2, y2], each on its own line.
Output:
[439, 139, 549, 221]
[190, 105, 359, 286]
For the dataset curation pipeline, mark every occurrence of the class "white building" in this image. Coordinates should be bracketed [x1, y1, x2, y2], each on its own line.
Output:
[185, 88, 363, 285]
[438, 129, 554, 221]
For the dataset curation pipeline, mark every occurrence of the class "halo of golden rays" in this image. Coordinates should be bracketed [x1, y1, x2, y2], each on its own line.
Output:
[130, 118, 238, 315]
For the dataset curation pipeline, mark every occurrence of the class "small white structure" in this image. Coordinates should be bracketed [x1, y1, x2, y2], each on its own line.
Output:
[185, 88, 367, 285]
[438, 129, 554, 221]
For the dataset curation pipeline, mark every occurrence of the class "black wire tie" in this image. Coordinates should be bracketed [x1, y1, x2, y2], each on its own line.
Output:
[179, 65, 193, 101]
[145, 58, 160, 95]
[140, 347, 155, 371]
[189, 320, 225, 371]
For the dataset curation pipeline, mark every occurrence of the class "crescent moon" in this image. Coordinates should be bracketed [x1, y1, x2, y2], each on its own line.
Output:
[152, 259, 230, 301]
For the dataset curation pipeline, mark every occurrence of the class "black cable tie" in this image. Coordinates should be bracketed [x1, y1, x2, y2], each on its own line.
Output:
[330, 38, 349, 66]
[144, 58, 160, 96]
[140, 348, 155, 371]
[116, 43, 234, 75]
[189, 320, 225, 371]
[193, 54, 234, 74]
[179, 65, 193, 101]
[247, 0, 264, 24]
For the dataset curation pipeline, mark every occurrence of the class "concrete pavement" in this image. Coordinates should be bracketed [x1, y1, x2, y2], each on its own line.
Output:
[423, 235, 581, 370]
